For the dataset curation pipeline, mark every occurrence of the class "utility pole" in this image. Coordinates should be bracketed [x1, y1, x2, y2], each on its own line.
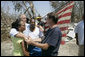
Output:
[23, 1, 32, 18]
[28, 1, 35, 18]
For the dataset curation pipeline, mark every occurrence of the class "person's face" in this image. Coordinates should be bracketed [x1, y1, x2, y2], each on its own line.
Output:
[30, 19, 35, 24]
[46, 17, 53, 26]
[38, 18, 41, 21]
[19, 21, 25, 31]
[21, 15, 26, 23]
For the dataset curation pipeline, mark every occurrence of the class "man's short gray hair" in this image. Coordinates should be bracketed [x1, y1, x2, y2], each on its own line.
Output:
[19, 14, 26, 19]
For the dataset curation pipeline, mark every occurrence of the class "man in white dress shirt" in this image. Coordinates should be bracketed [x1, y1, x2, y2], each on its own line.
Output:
[74, 15, 84, 56]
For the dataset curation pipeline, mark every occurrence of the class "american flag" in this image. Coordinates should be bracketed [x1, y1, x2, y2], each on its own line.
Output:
[44, 1, 74, 43]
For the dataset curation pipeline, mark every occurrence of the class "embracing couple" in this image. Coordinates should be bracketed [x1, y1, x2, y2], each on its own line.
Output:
[10, 13, 62, 56]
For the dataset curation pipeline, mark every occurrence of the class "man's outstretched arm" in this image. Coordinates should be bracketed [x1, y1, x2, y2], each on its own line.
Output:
[25, 39, 49, 50]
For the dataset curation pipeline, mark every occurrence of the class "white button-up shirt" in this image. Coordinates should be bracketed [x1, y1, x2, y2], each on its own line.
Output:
[74, 20, 84, 45]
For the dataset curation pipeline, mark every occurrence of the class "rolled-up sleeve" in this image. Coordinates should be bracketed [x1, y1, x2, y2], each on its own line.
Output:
[10, 28, 19, 37]
[74, 25, 79, 33]
[39, 31, 44, 38]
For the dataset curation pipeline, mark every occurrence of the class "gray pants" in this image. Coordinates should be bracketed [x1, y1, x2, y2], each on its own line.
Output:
[78, 45, 84, 56]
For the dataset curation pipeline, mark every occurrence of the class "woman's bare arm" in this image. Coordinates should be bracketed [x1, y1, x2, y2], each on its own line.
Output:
[28, 36, 42, 42]
[26, 39, 50, 50]
[15, 32, 28, 40]
[32, 38, 42, 42]
[21, 41, 30, 56]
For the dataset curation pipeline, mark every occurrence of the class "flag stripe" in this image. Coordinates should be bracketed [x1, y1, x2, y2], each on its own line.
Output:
[56, 1, 74, 15]
[62, 30, 68, 34]
[58, 8, 72, 17]
[45, 28, 49, 31]
[58, 16, 71, 21]
[57, 19, 70, 24]
[62, 33, 67, 37]
[67, 1, 74, 6]
[58, 12, 72, 19]
[57, 23, 70, 28]
[45, 26, 49, 29]
[56, 5, 74, 15]
[60, 27, 68, 31]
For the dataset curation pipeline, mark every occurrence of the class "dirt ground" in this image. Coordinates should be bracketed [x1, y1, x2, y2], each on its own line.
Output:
[58, 39, 79, 56]
[1, 38, 79, 56]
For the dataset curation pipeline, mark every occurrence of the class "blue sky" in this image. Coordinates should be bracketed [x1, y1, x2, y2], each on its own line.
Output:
[1, 1, 53, 17]
[1, 1, 15, 14]
[34, 1, 53, 17]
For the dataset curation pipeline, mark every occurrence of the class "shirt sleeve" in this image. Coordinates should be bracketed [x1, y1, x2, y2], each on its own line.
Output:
[74, 24, 79, 33]
[39, 30, 44, 38]
[10, 28, 19, 37]
[45, 30, 62, 47]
